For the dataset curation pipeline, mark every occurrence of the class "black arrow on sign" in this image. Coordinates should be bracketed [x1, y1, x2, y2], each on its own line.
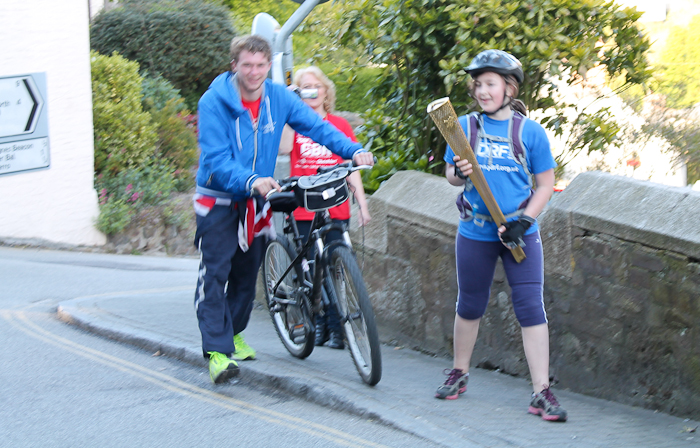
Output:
[23, 79, 38, 132]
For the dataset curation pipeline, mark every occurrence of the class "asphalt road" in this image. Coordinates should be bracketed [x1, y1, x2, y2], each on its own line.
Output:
[0, 247, 439, 448]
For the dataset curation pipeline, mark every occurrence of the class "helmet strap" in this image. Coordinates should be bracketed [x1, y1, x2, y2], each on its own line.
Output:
[484, 95, 512, 117]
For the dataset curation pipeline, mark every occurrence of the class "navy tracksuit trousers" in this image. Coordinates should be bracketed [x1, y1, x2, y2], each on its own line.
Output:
[194, 203, 264, 357]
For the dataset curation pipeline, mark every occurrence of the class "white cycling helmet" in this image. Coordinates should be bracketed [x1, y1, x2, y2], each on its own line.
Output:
[466, 49, 524, 84]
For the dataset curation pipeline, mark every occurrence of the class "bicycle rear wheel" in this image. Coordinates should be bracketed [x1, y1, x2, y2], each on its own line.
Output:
[262, 236, 315, 359]
[328, 246, 382, 385]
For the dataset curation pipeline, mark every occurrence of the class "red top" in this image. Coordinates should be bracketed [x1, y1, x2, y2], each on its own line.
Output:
[290, 114, 357, 221]
[241, 97, 261, 121]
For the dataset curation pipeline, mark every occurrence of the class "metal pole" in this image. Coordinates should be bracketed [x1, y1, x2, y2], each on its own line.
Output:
[270, 0, 321, 84]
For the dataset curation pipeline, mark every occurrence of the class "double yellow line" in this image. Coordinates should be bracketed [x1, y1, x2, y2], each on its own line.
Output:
[1, 308, 389, 448]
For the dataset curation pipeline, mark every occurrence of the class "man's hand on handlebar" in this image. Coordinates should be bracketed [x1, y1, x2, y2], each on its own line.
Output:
[353, 152, 375, 167]
[252, 177, 281, 198]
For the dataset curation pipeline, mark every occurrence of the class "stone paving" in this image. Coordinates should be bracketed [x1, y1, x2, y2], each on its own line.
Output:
[59, 288, 700, 448]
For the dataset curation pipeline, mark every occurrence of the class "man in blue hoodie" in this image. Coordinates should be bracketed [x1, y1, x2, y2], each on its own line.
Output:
[194, 34, 374, 384]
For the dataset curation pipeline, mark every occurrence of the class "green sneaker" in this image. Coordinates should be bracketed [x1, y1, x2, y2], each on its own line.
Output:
[208, 351, 239, 384]
[232, 333, 256, 361]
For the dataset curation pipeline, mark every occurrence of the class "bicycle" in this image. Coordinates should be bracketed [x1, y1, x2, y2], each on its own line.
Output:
[261, 162, 382, 386]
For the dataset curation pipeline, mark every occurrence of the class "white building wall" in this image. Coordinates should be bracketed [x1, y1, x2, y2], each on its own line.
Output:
[0, 0, 105, 246]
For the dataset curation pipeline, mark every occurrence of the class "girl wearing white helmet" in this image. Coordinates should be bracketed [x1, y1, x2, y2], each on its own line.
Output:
[436, 49, 566, 422]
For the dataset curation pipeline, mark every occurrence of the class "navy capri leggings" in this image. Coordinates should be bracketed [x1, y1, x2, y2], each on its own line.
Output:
[455, 231, 547, 327]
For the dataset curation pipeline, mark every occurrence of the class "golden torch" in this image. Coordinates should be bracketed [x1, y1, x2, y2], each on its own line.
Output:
[427, 97, 526, 263]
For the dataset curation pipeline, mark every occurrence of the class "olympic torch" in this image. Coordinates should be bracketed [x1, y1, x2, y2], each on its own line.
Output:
[427, 97, 526, 263]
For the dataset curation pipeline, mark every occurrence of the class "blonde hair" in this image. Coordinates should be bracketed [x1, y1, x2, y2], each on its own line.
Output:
[292, 66, 336, 114]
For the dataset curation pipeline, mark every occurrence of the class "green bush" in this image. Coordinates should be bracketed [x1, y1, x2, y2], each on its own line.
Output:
[91, 51, 157, 175]
[356, 108, 439, 193]
[149, 97, 199, 175]
[93, 59, 198, 236]
[95, 164, 182, 235]
[90, 0, 236, 109]
[141, 74, 199, 176]
[142, 74, 186, 113]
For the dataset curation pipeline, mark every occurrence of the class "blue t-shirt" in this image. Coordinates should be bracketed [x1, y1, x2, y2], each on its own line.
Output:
[443, 113, 556, 241]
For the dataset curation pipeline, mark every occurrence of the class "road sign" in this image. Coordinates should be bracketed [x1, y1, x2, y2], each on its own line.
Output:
[0, 73, 50, 176]
[0, 76, 44, 138]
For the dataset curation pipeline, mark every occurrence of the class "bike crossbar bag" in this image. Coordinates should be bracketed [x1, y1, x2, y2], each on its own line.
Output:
[296, 168, 350, 212]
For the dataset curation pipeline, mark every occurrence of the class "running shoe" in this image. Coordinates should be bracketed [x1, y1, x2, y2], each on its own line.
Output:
[208, 351, 239, 384]
[327, 330, 344, 349]
[315, 319, 329, 346]
[529, 386, 568, 422]
[435, 368, 468, 399]
[232, 333, 256, 361]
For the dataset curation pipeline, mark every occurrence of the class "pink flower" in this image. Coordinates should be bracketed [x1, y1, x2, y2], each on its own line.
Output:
[125, 184, 133, 193]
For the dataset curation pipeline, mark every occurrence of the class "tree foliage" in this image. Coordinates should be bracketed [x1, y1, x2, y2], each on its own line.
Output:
[338, 0, 652, 182]
[90, 0, 236, 109]
[657, 15, 700, 109]
[220, 0, 298, 31]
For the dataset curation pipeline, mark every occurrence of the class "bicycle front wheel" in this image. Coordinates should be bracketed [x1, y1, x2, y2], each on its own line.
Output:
[329, 246, 382, 385]
[262, 237, 315, 359]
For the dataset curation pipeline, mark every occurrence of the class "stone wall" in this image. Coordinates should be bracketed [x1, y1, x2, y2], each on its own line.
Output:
[542, 171, 700, 417]
[350, 170, 700, 418]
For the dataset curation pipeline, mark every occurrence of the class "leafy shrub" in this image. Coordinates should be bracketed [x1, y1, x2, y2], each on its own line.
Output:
[142, 74, 186, 113]
[96, 192, 133, 236]
[140, 73, 198, 179]
[95, 164, 182, 235]
[90, 0, 237, 109]
[92, 53, 198, 236]
[357, 109, 439, 193]
[151, 101, 198, 176]
[91, 51, 157, 175]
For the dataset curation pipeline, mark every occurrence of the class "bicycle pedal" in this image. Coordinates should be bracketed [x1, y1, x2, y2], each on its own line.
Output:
[289, 323, 307, 344]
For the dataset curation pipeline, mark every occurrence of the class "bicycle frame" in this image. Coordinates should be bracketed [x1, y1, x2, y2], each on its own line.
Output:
[269, 209, 352, 313]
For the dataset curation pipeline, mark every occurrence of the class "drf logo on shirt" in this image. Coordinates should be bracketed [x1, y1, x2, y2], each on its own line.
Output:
[476, 141, 512, 161]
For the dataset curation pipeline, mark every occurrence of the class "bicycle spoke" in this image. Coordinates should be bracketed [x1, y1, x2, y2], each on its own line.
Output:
[329, 246, 382, 385]
[263, 238, 315, 359]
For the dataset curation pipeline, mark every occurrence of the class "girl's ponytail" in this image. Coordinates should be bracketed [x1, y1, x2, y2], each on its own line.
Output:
[504, 75, 527, 115]
[511, 99, 527, 115]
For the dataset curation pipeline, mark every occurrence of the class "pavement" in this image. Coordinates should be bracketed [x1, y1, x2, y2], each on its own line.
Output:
[57, 282, 700, 448]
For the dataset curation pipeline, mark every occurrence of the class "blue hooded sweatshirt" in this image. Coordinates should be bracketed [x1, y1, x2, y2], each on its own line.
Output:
[196, 72, 364, 201]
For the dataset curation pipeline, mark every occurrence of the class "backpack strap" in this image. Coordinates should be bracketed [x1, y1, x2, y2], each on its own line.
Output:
[467, 112, 480, 153]
[509, 112, 527, 167]
[509, 111, 532, 187]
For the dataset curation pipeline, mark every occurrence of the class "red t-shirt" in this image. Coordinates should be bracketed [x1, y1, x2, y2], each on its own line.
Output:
[290, 114, 357, 221]
[241, 97, 261, 121]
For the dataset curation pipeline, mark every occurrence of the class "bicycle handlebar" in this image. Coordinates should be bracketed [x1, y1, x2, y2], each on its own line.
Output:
[265, 160, 374, 200]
